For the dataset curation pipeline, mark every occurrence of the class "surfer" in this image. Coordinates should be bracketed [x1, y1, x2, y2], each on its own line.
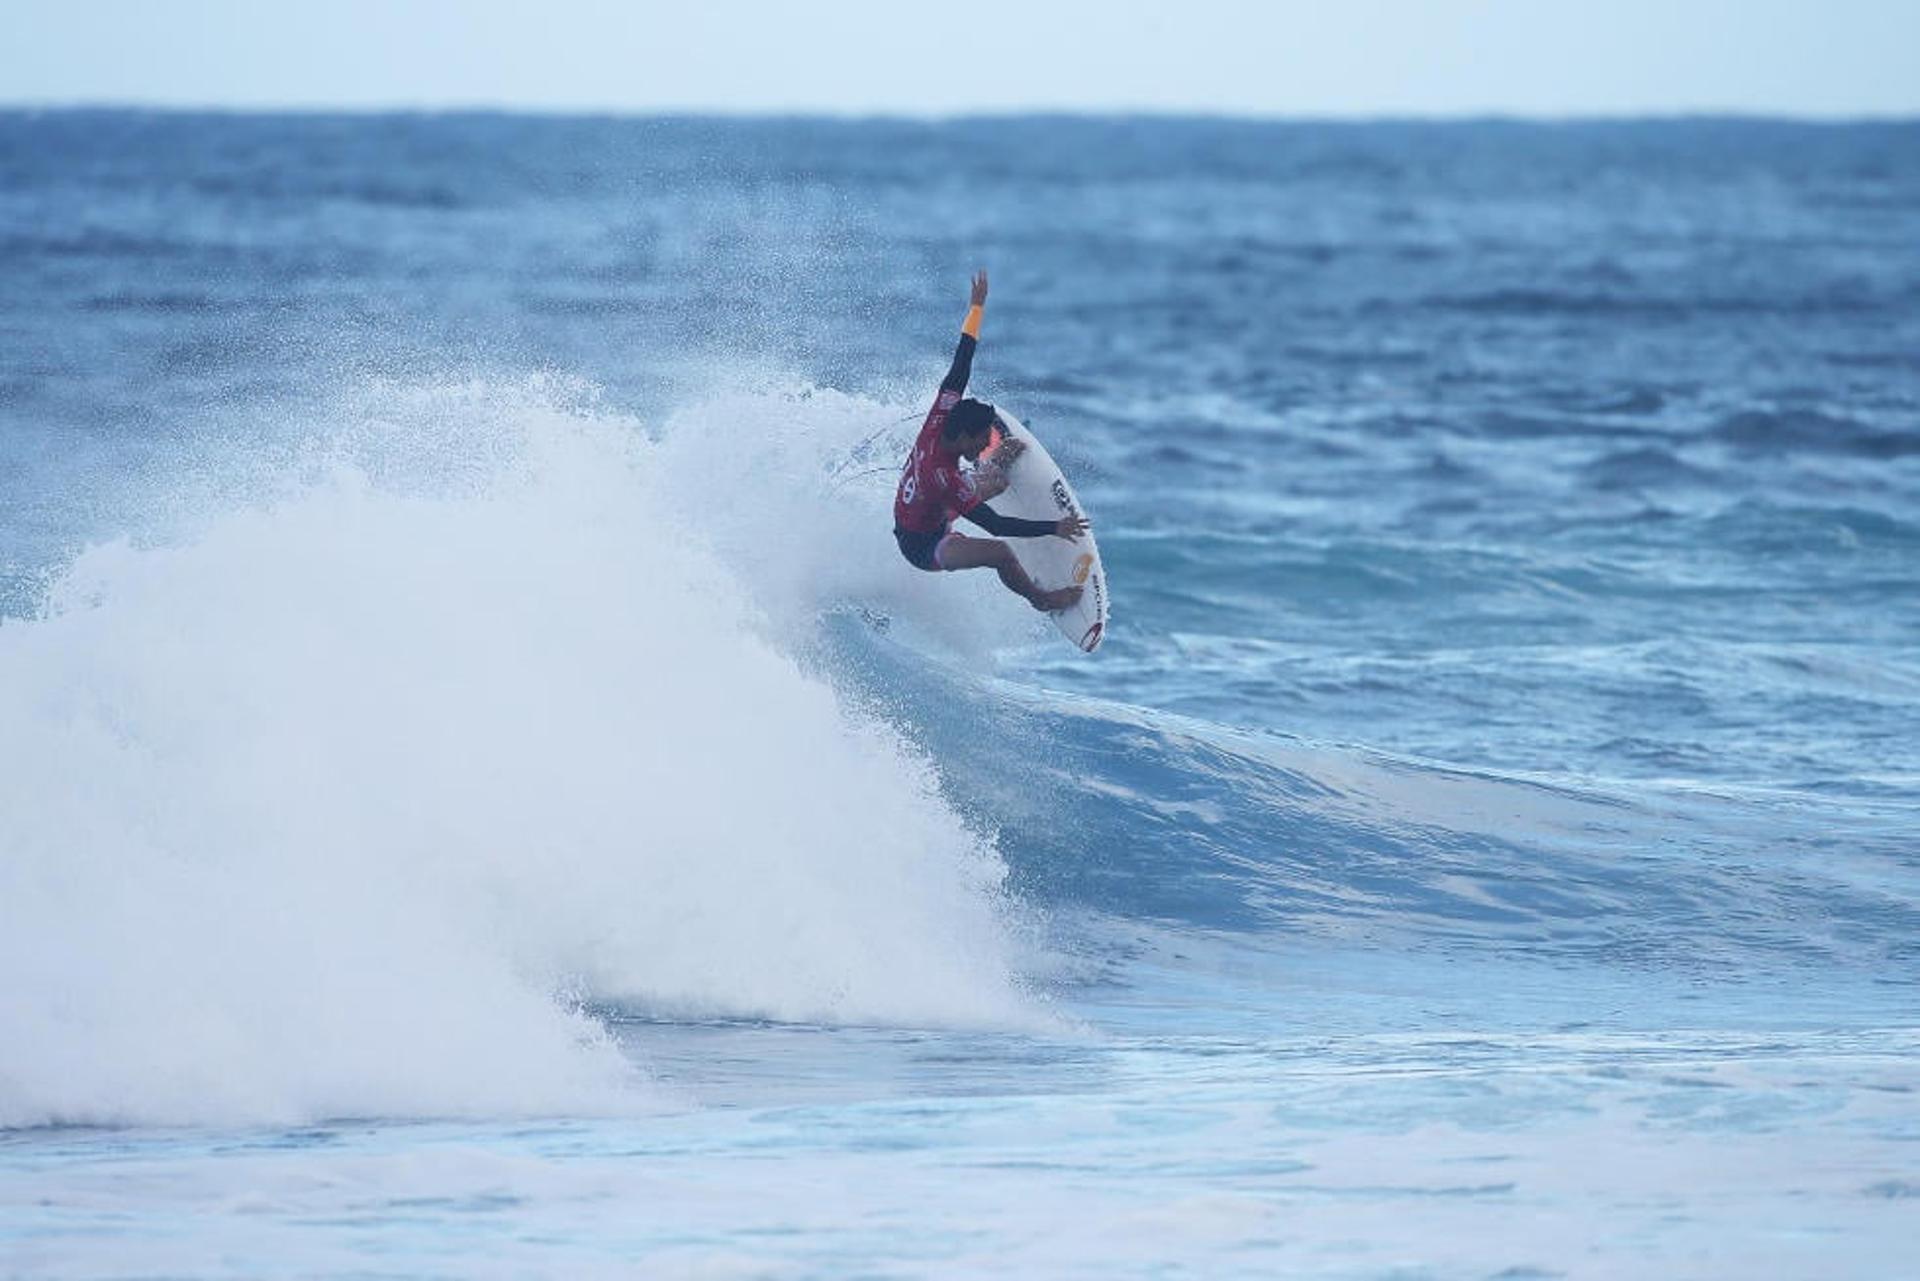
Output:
[893, 270, 1088, 612]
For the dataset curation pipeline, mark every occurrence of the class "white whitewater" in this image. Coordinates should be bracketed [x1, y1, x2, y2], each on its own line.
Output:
[0, 378, 1044, 1128]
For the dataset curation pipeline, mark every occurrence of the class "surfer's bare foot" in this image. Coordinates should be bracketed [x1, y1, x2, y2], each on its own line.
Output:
[1032, 585, 1083, 613]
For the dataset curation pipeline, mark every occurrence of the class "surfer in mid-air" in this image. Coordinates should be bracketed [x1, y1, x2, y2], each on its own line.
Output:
[893, 270, 1088, 612]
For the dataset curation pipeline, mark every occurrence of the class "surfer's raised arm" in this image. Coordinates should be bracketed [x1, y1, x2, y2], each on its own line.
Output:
[940, 269, 989, 394]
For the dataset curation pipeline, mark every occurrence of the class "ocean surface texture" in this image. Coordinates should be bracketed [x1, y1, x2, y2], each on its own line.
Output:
[2, 114, 1917, 1278]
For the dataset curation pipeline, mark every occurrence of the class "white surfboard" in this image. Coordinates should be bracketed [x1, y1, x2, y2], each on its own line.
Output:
[981, 410, 1109, 653]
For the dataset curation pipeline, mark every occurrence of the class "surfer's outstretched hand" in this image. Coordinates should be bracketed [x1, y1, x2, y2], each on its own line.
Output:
[1054, 513, 1090, 541]
[970, 269, 989, 307]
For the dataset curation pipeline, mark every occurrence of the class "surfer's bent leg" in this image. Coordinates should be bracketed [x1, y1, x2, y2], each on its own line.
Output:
[936, 533, 1081, 612]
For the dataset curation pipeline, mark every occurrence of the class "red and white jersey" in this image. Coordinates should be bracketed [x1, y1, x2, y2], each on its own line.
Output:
[892, 388, 983, 534]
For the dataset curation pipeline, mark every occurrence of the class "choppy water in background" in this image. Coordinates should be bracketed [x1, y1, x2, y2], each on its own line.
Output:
[2, 113, 1917, 1277]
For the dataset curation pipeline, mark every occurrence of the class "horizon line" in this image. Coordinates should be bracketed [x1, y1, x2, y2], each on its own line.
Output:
[5, 101, 1919, 127]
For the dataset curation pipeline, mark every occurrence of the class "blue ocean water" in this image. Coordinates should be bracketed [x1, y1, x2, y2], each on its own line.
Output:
[2, 112, 1917, 1277]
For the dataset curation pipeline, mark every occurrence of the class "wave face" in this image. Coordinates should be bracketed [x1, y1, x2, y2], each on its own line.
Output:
[820, 614, 1920, 988]
[0, 382, 1038, 1128]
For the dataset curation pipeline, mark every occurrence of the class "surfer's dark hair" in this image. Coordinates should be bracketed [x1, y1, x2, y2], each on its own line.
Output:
[943, 398, 996, 441]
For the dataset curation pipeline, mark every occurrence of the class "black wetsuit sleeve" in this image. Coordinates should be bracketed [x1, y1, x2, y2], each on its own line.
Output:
[961, 502, 1057, 538]
[940, 333, 977, 394]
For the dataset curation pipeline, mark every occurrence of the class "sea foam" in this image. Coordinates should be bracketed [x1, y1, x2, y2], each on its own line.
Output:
[0, 378, 1039, 1128]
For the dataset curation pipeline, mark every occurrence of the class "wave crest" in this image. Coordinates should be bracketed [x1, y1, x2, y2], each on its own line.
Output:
[0, 378, 1040, 1129]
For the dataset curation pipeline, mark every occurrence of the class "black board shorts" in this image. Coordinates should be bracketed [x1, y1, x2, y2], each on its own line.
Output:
[894, 527, 947, 572]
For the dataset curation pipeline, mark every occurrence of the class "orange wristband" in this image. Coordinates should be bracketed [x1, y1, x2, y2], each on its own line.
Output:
[961, 304, 983, 339]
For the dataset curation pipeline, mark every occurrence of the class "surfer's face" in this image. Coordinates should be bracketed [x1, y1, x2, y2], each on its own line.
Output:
[958, 417, 1004, 462]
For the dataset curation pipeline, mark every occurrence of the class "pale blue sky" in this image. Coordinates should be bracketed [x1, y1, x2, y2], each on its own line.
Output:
[5, 0, 1917, 117]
